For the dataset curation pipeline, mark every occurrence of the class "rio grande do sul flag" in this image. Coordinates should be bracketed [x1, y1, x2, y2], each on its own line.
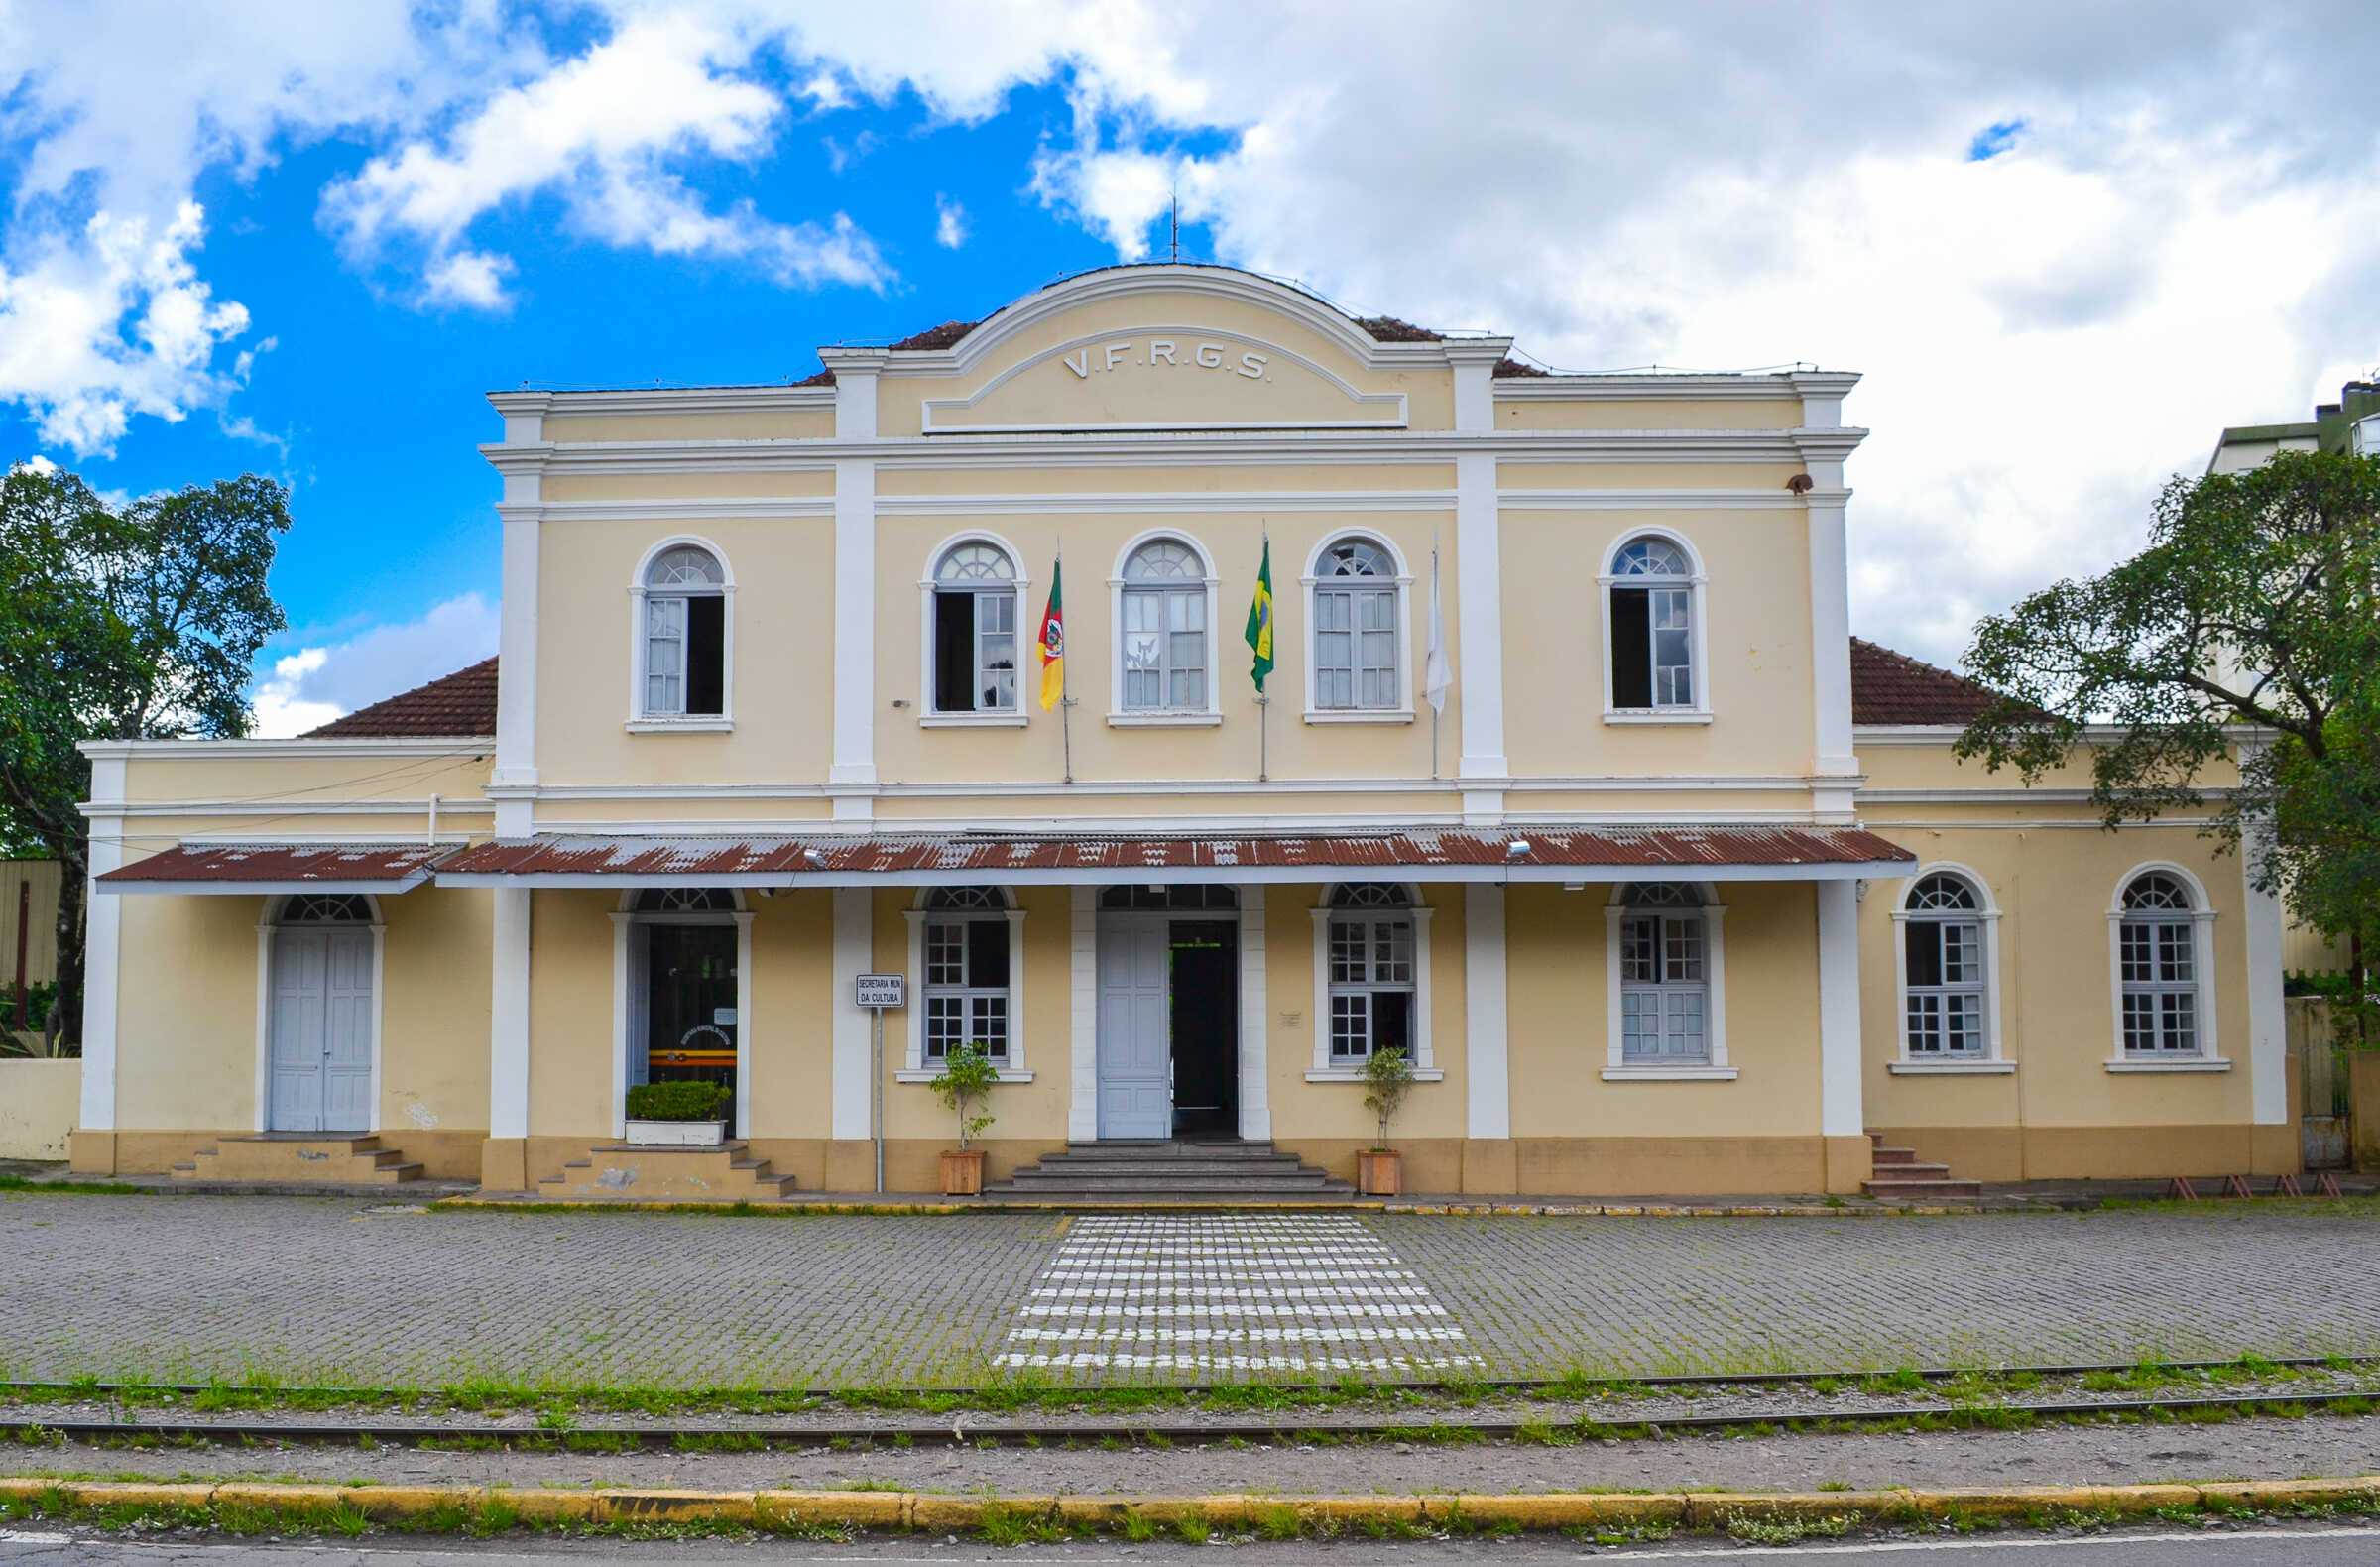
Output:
[1244, 538, 1274, 692]
[1037, 557, 1065, 711]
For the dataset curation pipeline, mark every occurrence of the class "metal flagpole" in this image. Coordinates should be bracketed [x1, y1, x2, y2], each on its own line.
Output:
[1256, 526, 1271, 783]
[1057, 543, 1074, 785]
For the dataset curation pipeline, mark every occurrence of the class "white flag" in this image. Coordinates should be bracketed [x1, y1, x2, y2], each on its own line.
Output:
[1423, 543, 1453, 715]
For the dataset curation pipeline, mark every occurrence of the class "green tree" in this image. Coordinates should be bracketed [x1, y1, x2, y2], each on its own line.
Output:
[0, 463, 291, 1048]
[1956, 448, 2380, 1020]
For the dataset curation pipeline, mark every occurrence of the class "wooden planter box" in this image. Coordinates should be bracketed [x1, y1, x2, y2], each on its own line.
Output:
[623, 1118, 727, 1147]
[1359, 1147, 1402, 1197]
[941, 1148, 987, 1196]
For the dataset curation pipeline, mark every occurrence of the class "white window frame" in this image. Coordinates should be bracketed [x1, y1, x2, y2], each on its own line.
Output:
[1108, 529, 1223, 727]
[253, 893, 385, 1135]
[2105, 862, 2227, 1072]
[608, 888, 754, 1139]
[1301, 531, 1415, 724]
[917, 531, 1031, 728]
[1889, 863, 2012, 1074]
[1603, 882, 1733, 1080]
[1307, 883, 1440, 1081]
[902, 888, 1032, 1082]
[627, 536, 736, 732]
[1599, 528, 1712, 726]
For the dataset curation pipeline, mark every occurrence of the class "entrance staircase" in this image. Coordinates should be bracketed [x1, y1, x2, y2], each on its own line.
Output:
[983, 1141, 1356, 1205]
[536, 1142, 796, 1201]
[1861, 1131, 1981, 1199]
[172, 1135, 425, 1186]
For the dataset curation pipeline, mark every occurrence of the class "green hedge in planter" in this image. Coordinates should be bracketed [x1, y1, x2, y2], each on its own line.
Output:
[624, 1081, 729, 1121]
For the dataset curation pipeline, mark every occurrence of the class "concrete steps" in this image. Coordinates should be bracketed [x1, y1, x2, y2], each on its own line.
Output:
[536, 1141, 796, 1201]
[984, 1142, 1356, 1204]
[1862, 1132, 1981, 1199]
[172, 1136, 425, 1186]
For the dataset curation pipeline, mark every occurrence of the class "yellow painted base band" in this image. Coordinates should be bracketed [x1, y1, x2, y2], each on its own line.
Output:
[4, 1476, 2376, 1531]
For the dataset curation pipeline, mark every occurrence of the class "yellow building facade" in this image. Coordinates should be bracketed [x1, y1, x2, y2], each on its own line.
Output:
[70, 265, 2292, 1196]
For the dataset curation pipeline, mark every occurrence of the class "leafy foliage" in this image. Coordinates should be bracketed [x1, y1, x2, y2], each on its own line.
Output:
[1957, 449, 2380, 1022]
[930, 1041, 1001, 1148]
[0, 462, 290, 1046]
[1361, 1045, 1416, 1149]
[623, 1080, 729, 1121]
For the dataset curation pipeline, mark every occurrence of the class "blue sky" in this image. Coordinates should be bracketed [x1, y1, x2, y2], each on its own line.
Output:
[4, 3, 2377, 733]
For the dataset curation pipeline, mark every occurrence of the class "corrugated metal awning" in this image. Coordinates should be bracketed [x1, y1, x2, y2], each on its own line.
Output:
[434, 826, 1913, 888]
[99, 843, 454, 896]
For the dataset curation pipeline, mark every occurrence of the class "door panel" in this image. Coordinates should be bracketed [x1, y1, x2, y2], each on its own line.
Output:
[269, 931, 328, 1132]
[1097, 915, 1171, 1139]
[320, 929, 374, 1132]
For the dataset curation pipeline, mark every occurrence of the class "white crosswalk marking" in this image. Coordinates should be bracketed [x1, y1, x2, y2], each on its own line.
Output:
[999, 1214, 1481, 1373]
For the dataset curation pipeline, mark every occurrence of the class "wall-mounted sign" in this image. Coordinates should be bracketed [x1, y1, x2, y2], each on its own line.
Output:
[854, 974, 905, 1009]
[1059, 339, 1272, 382]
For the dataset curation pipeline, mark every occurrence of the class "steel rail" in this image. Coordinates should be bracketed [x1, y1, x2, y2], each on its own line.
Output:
[2, 1351, 2373, 1405]
[4, 1389, 2375, 1450]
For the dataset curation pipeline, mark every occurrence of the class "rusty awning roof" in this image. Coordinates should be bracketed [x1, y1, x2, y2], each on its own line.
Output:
[99, 843, 455, 895]
[435, 826, 1912, 888]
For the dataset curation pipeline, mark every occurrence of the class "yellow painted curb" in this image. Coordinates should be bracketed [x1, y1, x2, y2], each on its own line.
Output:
[7, 1476, 2380, 1534]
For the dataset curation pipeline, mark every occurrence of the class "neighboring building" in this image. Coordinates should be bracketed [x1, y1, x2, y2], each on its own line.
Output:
[1, 858, 62, 1035]
[71, 264, 2290, 1194]
[2208, 378, 2380, 473]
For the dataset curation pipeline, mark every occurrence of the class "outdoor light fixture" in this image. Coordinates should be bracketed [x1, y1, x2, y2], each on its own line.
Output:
[802, 848, 826, 867]
[1505, 839, 1531, 858]
[1562, 881, 1585, 892]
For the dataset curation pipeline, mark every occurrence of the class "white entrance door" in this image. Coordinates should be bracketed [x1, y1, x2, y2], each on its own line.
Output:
[269, 927, 373, 1133]
[1097, 914, 1171, 1139]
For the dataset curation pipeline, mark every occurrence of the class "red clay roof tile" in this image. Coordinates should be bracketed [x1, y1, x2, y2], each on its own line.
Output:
[302, 658, 498, 739]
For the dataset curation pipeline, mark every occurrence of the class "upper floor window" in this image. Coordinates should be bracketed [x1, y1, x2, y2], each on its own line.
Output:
[639, 543, 728, 719]
[1901, 872, 1989, 1059]
[1308, 534, 1407, 715]
[930, 541, 1021, 715]
[2116, 870, 2210, 1058]
[1119, 537, 1209, 713]
[1602, 534, 1705, 716]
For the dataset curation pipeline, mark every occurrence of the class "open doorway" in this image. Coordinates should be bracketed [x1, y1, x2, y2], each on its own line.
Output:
[1168, 919, 1239, 1138]
[628, 889, 741, 1128]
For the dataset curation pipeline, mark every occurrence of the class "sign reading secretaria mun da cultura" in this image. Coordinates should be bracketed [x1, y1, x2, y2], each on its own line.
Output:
[853, 974, 905, 1009]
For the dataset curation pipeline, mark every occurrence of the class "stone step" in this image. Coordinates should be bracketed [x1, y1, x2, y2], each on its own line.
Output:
[1869, 1145, 1921, 1164]
[1010, 1159, 1323, 1179]
[174, 1136, 430, 1186]
[536, 1141, 794, 1201]
[1862, 1178, 1983, 1198]
[1044, 1144, 1286, 1160]
[986, 1175, 1352, 1195]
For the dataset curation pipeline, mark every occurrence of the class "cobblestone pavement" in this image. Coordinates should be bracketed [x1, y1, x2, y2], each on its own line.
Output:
[999, 1214, 1479, 1375]
[5, 1195, 2380, 1387]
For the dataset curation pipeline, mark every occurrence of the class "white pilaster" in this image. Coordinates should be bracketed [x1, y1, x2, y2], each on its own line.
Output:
[1816, 880, 1863, 1139]
[76, 749, 126, 1133]
[1463, 884, 1509, 1140]
[609, 911, 631, 1141]
[1238, 886, 1271, 1142]
[831, 888, 873, 1140]
[489, 885, 532, 1142]
[1448, 340, 1509, 819]
[2243, 822, 2289, 1127]
[733, 908, 755, 1140]
[1069, 887, 1099, 1143]
[827, 350, 885, 817]
[492, 472, 540, 840]
[1794, 372, 1863, 819]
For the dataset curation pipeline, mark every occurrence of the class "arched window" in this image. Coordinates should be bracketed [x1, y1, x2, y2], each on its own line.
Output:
[1099, 885, 1239, 911]
[1615, 883, 1708, 1063]
[639, 542, 728, 719]
[1322, 884, 1414, 1065]
[1308, 535, 1406, 714]
[928, 539, 1021, 715]
[915, 886, 1017, 1064]
[1116, 536, 1212, 715]
[2116, 870, 2211, 1058]
[281, 894, 374, 924]
[1603, 534, 1703, 715]
[633, 888, 739, 914]
[1900, 872, 1989, 1059]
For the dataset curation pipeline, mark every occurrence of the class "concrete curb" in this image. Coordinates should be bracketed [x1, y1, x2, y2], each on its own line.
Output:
[7, 1476, 2379, 1534]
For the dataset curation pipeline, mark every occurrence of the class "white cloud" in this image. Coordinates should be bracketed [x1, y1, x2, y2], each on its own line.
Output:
[320, 10, 889, 306]
[249, 592, 501, 738]
[934, 194, 968, 249]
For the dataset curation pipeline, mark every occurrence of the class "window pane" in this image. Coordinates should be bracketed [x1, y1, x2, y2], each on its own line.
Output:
[1944, 992, 1983, 1052]
[1621, 991, 1660, 1057]
[2119, 923, 2152, 983]
[934, 591, 976, 712]
[685, 594, 725, 716]
[1330, 919, 1367, 983]
[1610, 588, 1651, 707]
[967, 918, 1009, 989]
[1942, 921, 1979, 984]
[1620, 915, 1658, 983]
[969, 995, 1009, 1056]
[1331, 994, 1368, 1060]
[1370, 990, 1412, 1056]
[926, 924, 964, 986]
[1907, 993, 1942, 1053]
[1664, 915, 1703, 982]
[1906, 920, 1943, 988]
[2158, 922, 2193, 982]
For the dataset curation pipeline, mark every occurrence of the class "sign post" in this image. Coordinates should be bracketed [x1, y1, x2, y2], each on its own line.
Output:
[854, 974, 905, 1194]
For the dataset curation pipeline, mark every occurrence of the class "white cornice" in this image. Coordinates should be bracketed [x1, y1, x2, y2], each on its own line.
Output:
[79, 738, 493, 760]
[488, 387, 836, 418]
[498, 498, 836, 522]
[1498, 489, 1832, 511]
[479, 426, 1870, 478]
[870, 490, 1457, 516]
[1491, 374, 1811, 400]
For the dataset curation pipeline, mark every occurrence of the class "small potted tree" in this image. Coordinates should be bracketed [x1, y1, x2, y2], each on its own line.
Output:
[931, 1040, 1000, 1195]
[623, 1080, 730, 1146]
[1358, 1046, 1416, 1196]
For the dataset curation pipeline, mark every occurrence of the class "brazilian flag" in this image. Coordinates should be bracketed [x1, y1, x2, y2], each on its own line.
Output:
[1244, 539, 1275, 693]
